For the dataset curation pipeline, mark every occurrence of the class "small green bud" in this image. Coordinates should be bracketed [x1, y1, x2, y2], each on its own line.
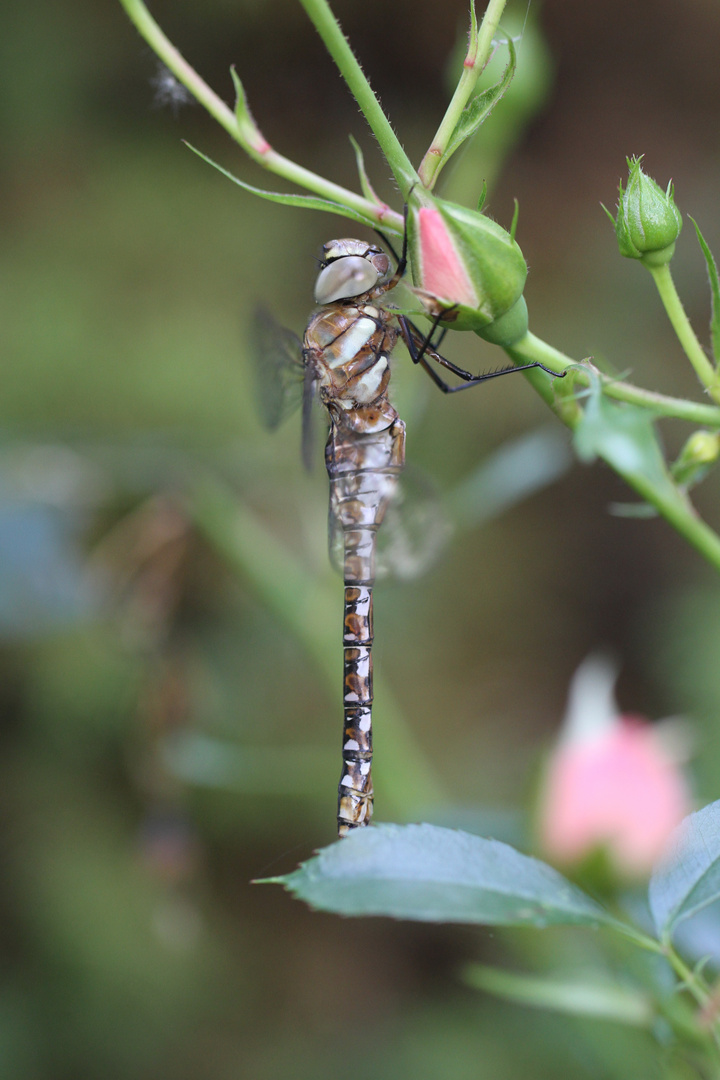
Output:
[612, 157, 682, 267]
[671, 430, 720, 486]
[407, 194, 528, 344]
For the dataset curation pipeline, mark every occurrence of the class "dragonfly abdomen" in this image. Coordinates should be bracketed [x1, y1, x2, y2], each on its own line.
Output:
[326, 418, 406, 835]
[339, 584, 374, 835]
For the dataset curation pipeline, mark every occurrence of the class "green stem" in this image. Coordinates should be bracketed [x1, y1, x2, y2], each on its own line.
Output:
[665, 945, 720, 1069]
[665, 944, 711, 1009]
[511, 332, 720, 427]
[118, 0, 402, 232]
[418, 0, 508, 189]
[650, 263, 720, 403]
[507, 332, 720, 575]
[297, 0, 419, 197]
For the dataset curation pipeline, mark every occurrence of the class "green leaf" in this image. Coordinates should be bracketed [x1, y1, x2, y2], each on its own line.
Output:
[463, 963, 654, 1026]
[510, 197, 519, 241]
[476, 178, 488, 212]
[183, 143, 380, 230]
[266, 823, 615, 928]
[447, 427, 572, 530]
[574, 374, 680, 502]
[468, 0, 479, 55]
[649, 800, 720, 937]
[438, 35, 516, 172]
[690, 217, 720, 366]
[230, 65, 252, 129]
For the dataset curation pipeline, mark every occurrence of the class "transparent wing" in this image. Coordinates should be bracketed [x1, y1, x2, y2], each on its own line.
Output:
[377, 466, 452, 580]
[251, 306, 305, 430]
[252, 306, 321, 469]
[328, 466, 451, 582]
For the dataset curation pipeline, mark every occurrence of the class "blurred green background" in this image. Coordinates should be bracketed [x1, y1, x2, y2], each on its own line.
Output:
[2, 0, 720, 1076]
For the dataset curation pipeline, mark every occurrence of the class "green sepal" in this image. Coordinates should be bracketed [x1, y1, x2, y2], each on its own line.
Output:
[437, 35, 516, 174]
[183, 142, 380, 230]
[689, 216, 720, 367]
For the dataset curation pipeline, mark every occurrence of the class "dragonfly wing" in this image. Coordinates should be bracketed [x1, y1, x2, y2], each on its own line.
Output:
[251, 306, 305, 430]
[301, 364, 319, 472]
[375, 466, 452, 581]
[328, 499, 345, 579]
[327, 466, 451, 582]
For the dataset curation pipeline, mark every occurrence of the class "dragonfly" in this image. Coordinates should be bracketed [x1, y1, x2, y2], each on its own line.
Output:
[254, 232, 564, 836]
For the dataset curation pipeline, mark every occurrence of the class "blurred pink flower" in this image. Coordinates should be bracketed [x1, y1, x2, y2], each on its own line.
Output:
[538, 657, 691, 877]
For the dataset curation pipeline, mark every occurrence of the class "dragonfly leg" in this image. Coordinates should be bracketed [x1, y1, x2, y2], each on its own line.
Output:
[399, 314, 478, 380]
[378, 204, 410, 291]
[398, 315, 566, 393]
[400, 311, 459, 366]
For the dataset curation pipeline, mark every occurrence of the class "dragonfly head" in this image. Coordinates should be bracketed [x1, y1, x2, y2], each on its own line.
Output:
[314, 240, 391, 305]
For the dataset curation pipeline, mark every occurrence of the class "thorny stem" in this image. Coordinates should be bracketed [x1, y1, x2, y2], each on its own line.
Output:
[510, 332, 720, 427]
[650, 263, 720, 403]
[507, 332, 720, 575]
[418, 0, 508, 189]
[663, 940, 720, 1060]
[297, 0, 420, 197]
[665, 943, 712, 1010]
[613, 927, 720, 1061]
[118, 0, 403, 232]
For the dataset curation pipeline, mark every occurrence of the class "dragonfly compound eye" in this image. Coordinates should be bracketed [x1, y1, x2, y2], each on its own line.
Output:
[314, 256, 380, 305]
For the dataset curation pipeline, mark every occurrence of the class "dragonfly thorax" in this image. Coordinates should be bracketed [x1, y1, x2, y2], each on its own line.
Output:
[314, 239, 391, 306]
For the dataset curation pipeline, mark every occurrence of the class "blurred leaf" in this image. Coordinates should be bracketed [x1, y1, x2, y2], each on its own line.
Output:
[608, 502, 659, 518]
[671, 902, 720, 971]
[649, 800, 720, 937]
[463, 963, 654, 1026]
[574, 376, 681, 505]
[183, 143, 380, 229]
[448, 426, 572, 530]
[268, 823, 617, 927]
[161, 732, 332, 795]
[690, 217, 720, 365]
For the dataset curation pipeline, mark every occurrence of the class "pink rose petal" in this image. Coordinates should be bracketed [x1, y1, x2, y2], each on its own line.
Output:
[418, 207, 478, 308]
[539, 715, 690, 876]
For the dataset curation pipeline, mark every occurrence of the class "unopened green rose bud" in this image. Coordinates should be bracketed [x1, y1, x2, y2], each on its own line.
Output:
[612, 157, 682, 267]
[407, 195, 528, 345]
[671, 430, 720, 486]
